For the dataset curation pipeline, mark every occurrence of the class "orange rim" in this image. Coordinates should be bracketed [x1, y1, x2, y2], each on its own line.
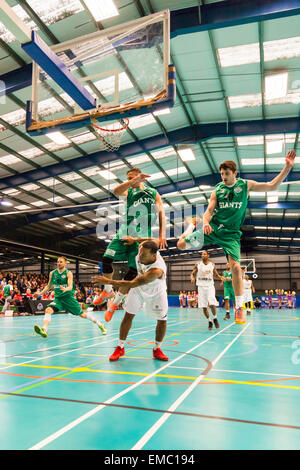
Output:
[91, 118, 129, 133]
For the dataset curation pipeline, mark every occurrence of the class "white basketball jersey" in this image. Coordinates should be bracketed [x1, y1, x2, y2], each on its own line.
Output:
[196, 261, 214, 287]
[135, 252, 167, 297]
[243, 279, 252, 291]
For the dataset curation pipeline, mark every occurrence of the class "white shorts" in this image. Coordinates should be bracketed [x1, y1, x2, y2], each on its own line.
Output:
[124, 287, 168, 320]
[197, 285, 218, 308]
[243, 291, 253, 303]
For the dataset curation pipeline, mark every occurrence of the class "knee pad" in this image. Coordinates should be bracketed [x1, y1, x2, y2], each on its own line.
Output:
[102, 257, 114, 274]
[123, 267, 137, 281]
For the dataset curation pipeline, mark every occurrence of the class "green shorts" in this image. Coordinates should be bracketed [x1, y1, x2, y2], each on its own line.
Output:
[224, 284, 236, 302]
[185, 223, 241, 263]
[49, 296, 83, 316]
[104, 236, 139, 270]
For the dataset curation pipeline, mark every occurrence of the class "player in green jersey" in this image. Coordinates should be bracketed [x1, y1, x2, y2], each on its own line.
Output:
[177, 150, 296, 323]
[33, 256, 107, 338]
[2, 280, 13, 314]
[96, 167, 167, 322]
[220, 264, 235, 320]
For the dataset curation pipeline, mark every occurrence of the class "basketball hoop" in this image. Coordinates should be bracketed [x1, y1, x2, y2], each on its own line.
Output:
[91, 118, 129, 152]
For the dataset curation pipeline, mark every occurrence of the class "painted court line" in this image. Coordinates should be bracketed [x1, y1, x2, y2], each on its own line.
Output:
[0, 319, 185, 395]
[0, 319, 182, 373]
[132, 321, 252, 450]
[29, 321, 236, 450]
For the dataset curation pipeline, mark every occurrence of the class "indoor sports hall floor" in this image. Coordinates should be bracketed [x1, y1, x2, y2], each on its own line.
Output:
[1, 307, 300, 450]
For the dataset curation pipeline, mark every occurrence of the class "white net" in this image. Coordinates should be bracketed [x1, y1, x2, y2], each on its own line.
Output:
[91, 119, 129, 152]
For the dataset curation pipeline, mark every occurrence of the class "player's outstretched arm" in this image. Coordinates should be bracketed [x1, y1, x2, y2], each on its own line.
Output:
[155, 192, 168, 250]
[203, 190, 217, 235]
[247, 150, 296, 193]
[33, 271, 54, 298]
[93, 268, 163, 290]
[114, 173, 150, 197]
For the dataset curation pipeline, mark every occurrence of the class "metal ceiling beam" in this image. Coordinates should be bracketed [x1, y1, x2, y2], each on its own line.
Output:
[2, 0, 300, 96]
[0, 117, 299, 190]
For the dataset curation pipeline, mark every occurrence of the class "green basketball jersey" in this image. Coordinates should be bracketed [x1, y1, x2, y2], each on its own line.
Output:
[4, 285, 12, 297]
[118, 186, 158, 238]
[211, 179, 248, 231]
[50, 269, 75, 299]
[223, 270, 233, 281]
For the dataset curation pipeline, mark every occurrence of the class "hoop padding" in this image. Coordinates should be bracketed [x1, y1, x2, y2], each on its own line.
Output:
[91, 118, 129, 152]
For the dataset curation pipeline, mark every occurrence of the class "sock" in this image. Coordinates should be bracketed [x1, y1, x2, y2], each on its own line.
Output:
[84, 311, 97, 323]
[235, 296, 244, 309]
[154, 341, 162, 350]
[104, 285, 112, 294]
[44, 313, 51, 330]
[183, 223, 195, 237]
[118, 339, 125, 348]
[112, 291, 125, 306]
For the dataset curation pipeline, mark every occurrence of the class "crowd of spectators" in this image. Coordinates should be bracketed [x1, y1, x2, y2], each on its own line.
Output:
[0, 271, 115, 315]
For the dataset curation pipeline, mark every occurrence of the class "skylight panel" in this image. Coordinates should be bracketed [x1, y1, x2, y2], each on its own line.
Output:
[81, 0, 119, 22]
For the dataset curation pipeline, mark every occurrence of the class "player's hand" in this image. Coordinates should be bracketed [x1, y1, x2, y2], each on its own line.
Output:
[159, 237, 168, 250]
[285, 150, 296, 168]
[60, 286, 68, 293]
[203, 223, 213, 235]
[191, 276, 195, 284]
[92, 275, 108, 285]
[122, 235, 136, 245]
[185, 216, 202, 226]
[131, 173, 150, 185]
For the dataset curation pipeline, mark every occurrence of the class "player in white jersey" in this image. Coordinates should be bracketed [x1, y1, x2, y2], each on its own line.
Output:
[191, 250, 224, 330]
[94, 240, 169, 362]
[243, 274, 255, 315]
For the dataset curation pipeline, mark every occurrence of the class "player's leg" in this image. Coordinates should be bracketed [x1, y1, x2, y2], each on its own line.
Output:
[2, 296, 11, 314]
[228, 255, 246, 323]
[110, 312, 135, 361]
[105, 266, 137, 322]
[153, 319, 168, 361]
[34, 305, 57, 338]
[80, 310, 107, 334]
[93, 256, 115, 306]
[110, 288, 142, 361]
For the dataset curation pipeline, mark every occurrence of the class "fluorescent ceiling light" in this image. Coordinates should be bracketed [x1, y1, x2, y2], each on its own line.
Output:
[98, 170, 117, 180]
[127, 155, 151, 165]
[228, 94, 262, 109]
[47, 132, 71, 145]
[82, 0, 119, 21]
[218, 36, 300, 68]
[129, 114, 156, 129]
[267, 192, 279, 203]
[152, 148, 177, 159]
[47, 196, 65, 202]
[2, 188, 20, 195]
[242, 158, 264, 166]
[31, 201, 49, 207]
[19, 183, 40, 191]
[62, 172, 82, 182]
[84, 188, 104, 195]
[266, 140, 283, 155]
[265, 72, 288, 100]
[264, 36, 300, 62]
[0, 201, 13, 206]
[66, 192, 84, 199]
[153, 107, 171, 116]
[217, 43, 260, 67]
[65, 223, 76, 228]
[178, 148, 195, 162]
[237, 136, 264, 146]
[16, 205, 31, 210]
[78, 220, 92, 225]
[0, 155, 21, 165]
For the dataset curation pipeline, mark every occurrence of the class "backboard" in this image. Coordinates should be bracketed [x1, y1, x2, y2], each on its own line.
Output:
[21, 10, 175, 136]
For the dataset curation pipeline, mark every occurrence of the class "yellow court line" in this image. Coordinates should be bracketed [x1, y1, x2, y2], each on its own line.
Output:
[0, 322, 206, 397]
[2, 361, 300, 390]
